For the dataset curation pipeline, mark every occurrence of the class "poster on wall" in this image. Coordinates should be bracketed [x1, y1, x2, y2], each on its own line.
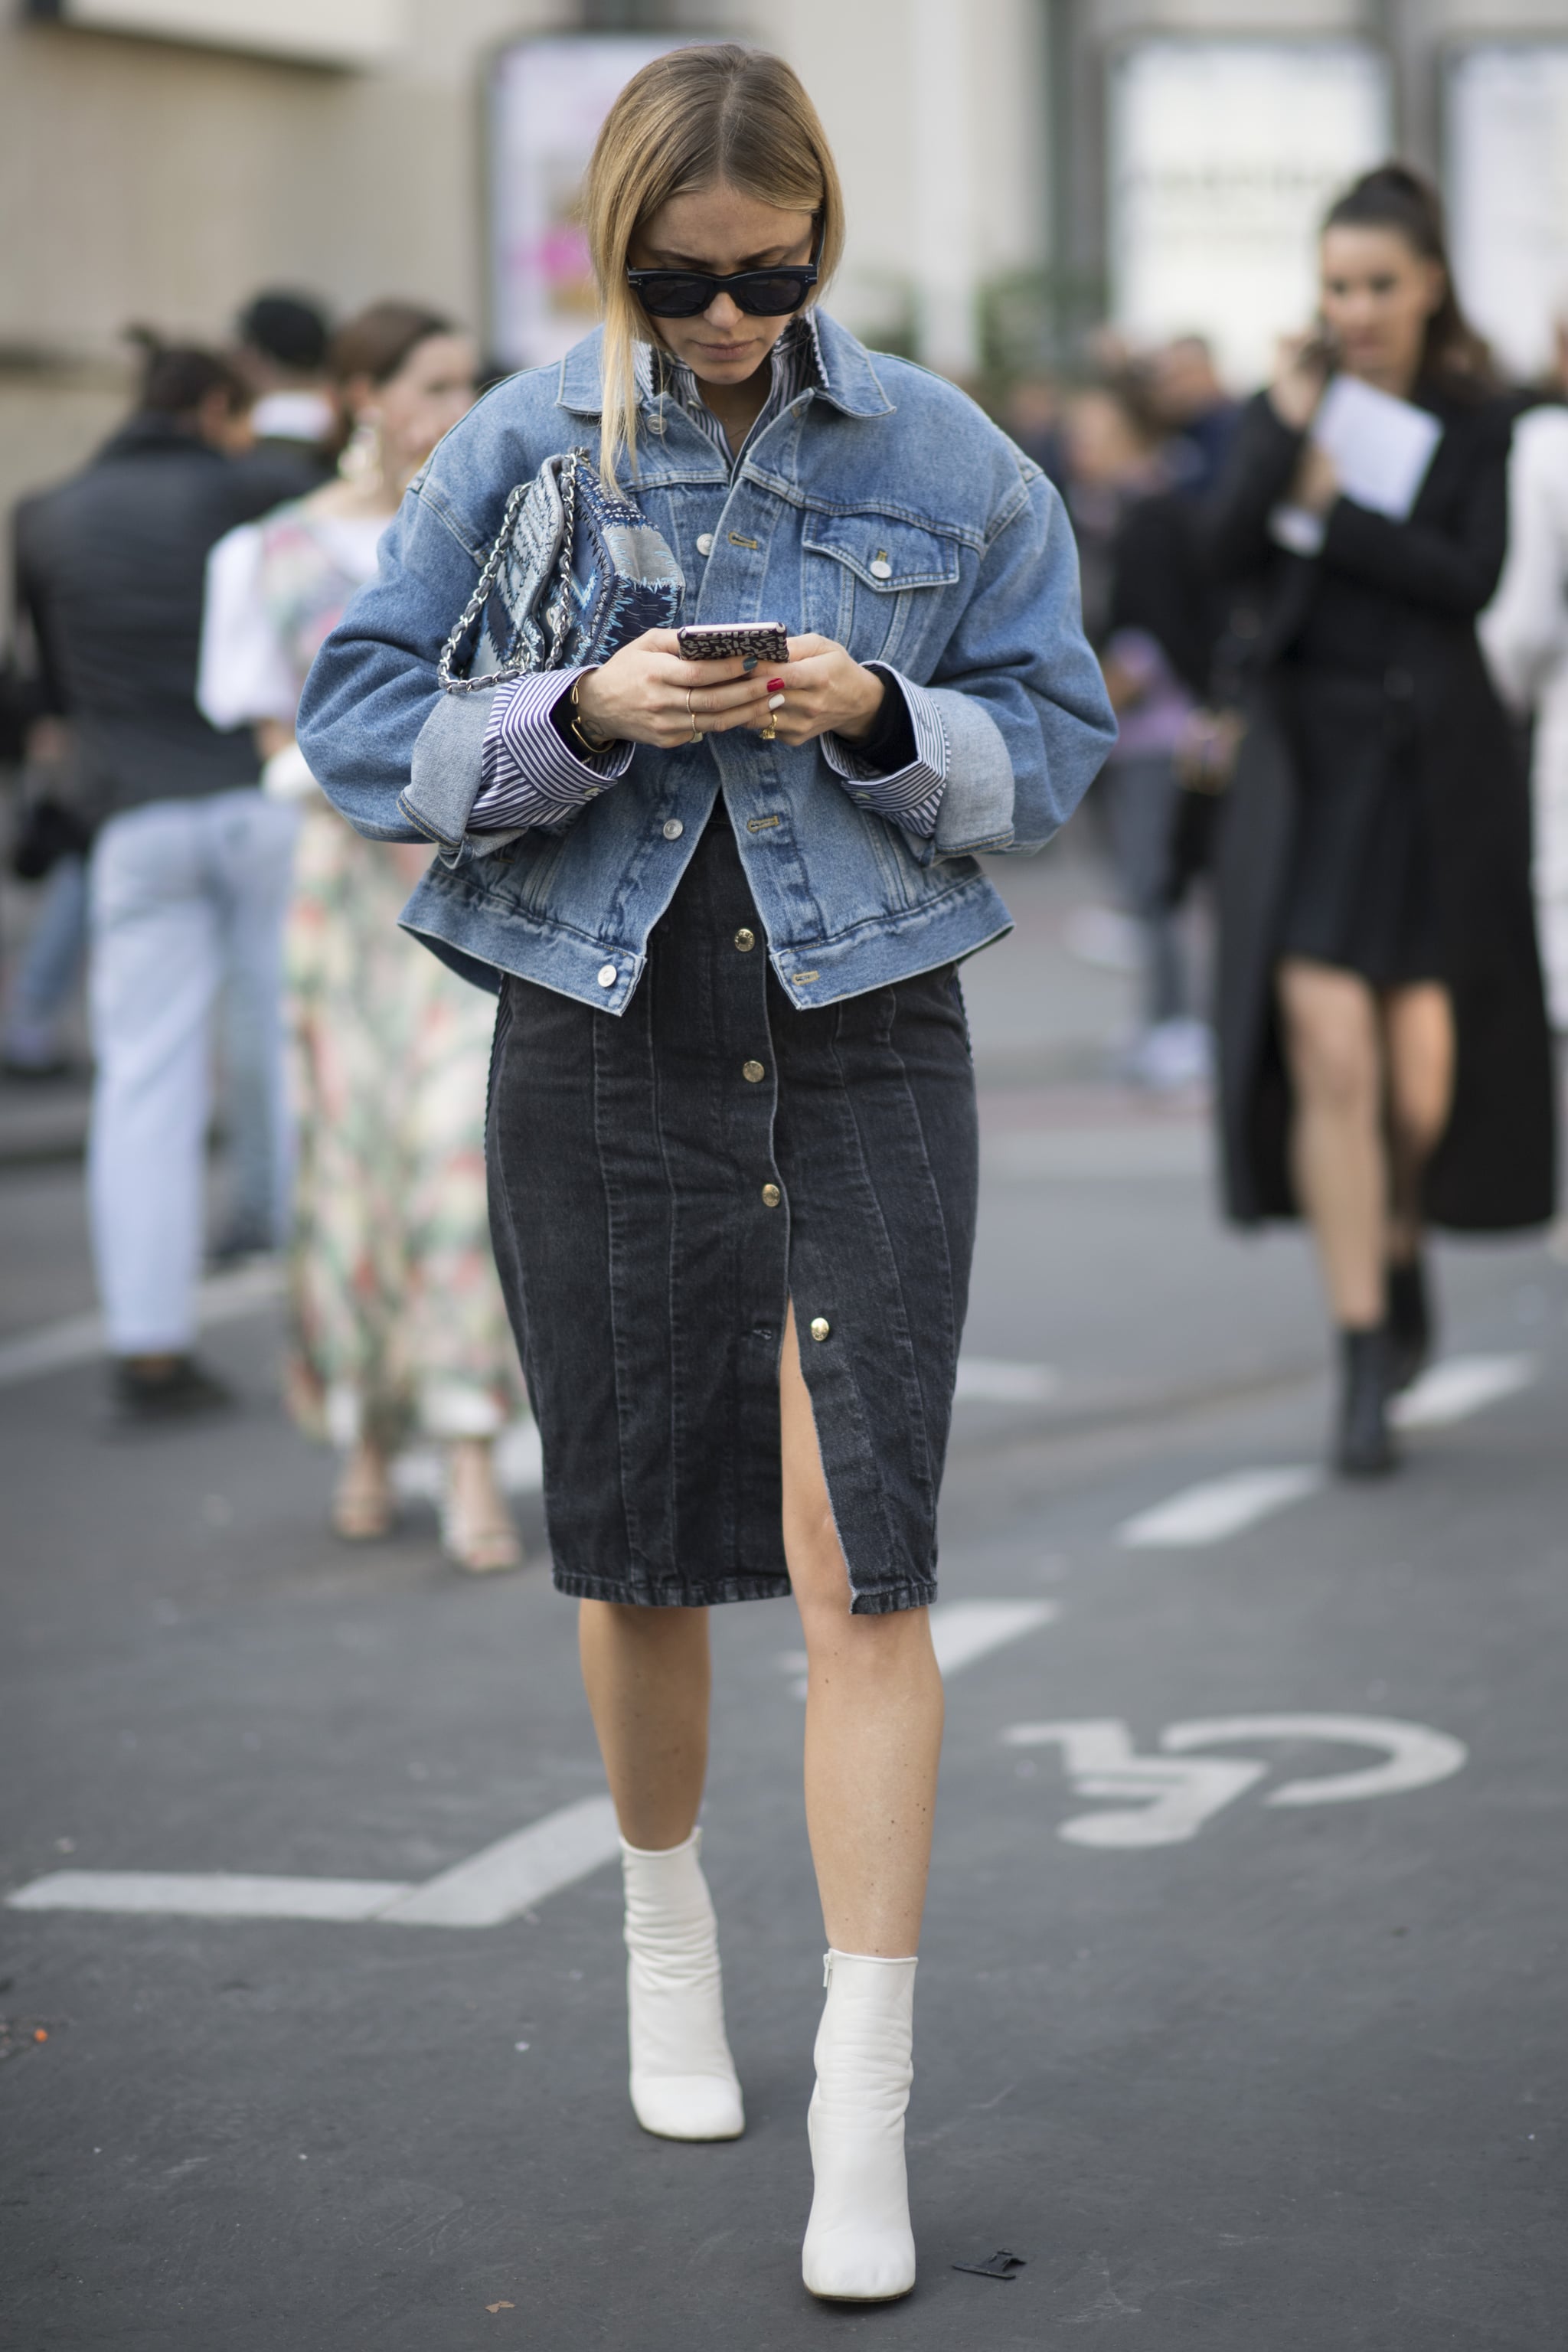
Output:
[490, 36, 688, 373]
[1448, 45, 1568, 384]
[1109, 40, 1391, 390]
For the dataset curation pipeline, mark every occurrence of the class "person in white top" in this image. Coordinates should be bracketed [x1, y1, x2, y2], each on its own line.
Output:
[1479, 400, 1568, 1032]
[200, 302, 528, 1571]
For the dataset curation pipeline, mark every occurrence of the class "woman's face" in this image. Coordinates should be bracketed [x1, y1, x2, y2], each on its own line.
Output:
[1318, 225, 1445, 388]
[356, 332, 477, 481]
[629, 181, 816, 387]
[1063, 389, 1152, 488]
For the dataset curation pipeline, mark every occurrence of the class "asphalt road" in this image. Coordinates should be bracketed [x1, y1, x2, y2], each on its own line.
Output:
[2, 846, 1564, 2349]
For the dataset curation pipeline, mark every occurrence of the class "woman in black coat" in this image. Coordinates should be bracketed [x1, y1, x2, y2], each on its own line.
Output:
[1205, 165, 1555, 1475]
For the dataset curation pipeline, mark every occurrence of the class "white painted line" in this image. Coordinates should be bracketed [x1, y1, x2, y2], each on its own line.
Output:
[392, 1419, 544, 1501]
[929, 1597, 1060, 1674]
[1163, 1714, 1468, 1806]
[4, 1795, 622, 1929]
[1390, 1353, 1537, 1431]
[5, 1870, 410, 1921]
[986, 1125, 1208, 1183]
[954, 1357, 1062, 1405]
[376, 1795, 620, 1928]
[1004, 1712, 1468, 1847]
[1118, 1465, 1323, 1550]
[0, 1260, 283, 1388]
[779, 1596, 1058, 1698]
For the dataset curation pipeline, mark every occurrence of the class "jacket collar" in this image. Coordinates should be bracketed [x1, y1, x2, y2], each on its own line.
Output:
[555, 310, 895, 423]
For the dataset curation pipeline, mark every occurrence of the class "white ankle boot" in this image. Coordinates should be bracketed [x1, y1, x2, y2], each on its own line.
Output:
[620, 1829, 744, 2141]
[801, 1949, 917, 2301]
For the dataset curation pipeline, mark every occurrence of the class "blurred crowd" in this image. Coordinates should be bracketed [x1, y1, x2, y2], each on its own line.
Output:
[3, 168, 1566, 1509]
[1, 291, 524, 1570]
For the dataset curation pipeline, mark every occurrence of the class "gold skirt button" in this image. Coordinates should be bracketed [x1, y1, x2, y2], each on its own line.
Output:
[733, 927, 756, 952]
[761, 1182, 782, 1207]
[809, 1317, 831, 1343]
[742, 1059, 766, 1083]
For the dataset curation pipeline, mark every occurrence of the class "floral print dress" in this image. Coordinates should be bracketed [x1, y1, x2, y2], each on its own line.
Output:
[207, 501, 525, 1452]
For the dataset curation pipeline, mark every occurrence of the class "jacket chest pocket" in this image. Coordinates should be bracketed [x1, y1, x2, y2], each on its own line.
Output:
[799, 514, 962, 667]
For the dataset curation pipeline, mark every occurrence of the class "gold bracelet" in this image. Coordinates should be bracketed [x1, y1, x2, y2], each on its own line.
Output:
[569, 676, 617, 758]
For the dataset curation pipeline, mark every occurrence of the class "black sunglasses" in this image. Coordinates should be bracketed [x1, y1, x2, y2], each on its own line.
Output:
[626, 261, 818, 319]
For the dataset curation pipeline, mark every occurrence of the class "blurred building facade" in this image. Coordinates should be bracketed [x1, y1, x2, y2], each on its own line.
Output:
[2, 0, 1566, 576]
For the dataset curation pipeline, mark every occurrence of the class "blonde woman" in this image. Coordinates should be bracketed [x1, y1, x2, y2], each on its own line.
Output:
[301, 49, 1112, 2300]
[201, 303, 527, 1570]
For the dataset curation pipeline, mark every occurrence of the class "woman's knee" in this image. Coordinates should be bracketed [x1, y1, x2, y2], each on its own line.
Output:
[1281, 989, 1380, 1116]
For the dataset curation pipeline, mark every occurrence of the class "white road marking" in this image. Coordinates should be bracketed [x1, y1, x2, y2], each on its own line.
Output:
[1003, 1713, 1468, 1847]
[6, 1871, 410, 1921]
[373, 1796, 620, 1928]
[5, 1795, 621, 1929]
[1118, 1465, 1323, 1549]
[0, 1261, 283, 1388]
[1390, 1353, 1537, 1430]
[779, 1596, 1057, 1698]
[954, 1357, 1062, 1404]
[930, 1598, 1060, 1674]
[1163, 1714, 1468, 1806]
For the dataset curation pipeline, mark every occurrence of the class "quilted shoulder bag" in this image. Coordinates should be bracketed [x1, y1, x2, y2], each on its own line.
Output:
[437, 449, 684, 694]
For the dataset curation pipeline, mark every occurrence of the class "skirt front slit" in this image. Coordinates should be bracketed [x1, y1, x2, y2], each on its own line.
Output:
[485, 810, 978, 1613]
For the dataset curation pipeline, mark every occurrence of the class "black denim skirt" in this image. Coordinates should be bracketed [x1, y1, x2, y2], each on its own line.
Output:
[485, 811, 978, 1615]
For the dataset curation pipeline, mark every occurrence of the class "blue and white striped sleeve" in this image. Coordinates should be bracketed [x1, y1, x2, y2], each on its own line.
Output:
[468, 668, 633, 835]
[820, 666, 948, 839]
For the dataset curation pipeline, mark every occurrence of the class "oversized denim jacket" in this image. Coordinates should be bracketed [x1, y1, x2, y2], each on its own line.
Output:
[296, 313, 1116, 1013]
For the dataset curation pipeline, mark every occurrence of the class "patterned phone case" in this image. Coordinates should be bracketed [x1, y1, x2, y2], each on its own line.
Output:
[677, 622, 789, 662]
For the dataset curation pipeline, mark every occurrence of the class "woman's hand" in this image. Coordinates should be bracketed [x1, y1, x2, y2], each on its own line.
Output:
[1269, 332, 1330, 433]
[763, 635, 885, 747]
[573, 630, 776, 747]
[1289, 440, 1341, 518]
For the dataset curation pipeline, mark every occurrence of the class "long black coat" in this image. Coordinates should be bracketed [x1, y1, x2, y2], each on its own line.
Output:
[1204, 387, 1556, 1233]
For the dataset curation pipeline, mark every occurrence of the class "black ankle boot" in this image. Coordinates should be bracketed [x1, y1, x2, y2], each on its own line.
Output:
[1386, 1256, 1433, 1393]
[1335, 1326, 1396, 1478]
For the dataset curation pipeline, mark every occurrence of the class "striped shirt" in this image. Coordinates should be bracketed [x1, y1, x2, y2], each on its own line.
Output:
[469, 315, 946, 841]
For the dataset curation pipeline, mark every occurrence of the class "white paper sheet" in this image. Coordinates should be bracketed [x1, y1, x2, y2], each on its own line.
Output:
[1309, 374, 1443, 521]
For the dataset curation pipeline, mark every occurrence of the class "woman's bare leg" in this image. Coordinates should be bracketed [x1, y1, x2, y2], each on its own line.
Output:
[1277, 958, 1387, 1328]
[1382, 982, 1455, 1263]
[578, 1600, 710, 1850]
[780, 1302, 944, 1957]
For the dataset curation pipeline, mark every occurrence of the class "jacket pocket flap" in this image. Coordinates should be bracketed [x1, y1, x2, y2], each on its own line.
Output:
[800, 514, 962, 593]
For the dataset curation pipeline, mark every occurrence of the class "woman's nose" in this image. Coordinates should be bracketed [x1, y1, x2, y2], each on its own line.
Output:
[704, 293, 746, 332]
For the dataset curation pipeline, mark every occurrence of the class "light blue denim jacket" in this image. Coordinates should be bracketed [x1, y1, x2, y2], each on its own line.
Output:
[296, 312, 1116, 1011]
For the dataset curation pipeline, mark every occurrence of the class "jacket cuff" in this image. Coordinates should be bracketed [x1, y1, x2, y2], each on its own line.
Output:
[399, 688, 497, 859]
[928, 685, 1017, 858]
[822, 668, 946, 838]
[472, 667, 634, 835]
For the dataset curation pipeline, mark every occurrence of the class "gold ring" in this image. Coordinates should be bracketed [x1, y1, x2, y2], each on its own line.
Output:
[760, 724, 776, 742]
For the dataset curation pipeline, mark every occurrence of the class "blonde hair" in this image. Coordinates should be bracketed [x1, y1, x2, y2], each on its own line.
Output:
[583, 44, 844, 495]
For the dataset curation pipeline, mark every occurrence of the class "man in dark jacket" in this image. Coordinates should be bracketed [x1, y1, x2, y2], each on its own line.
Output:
[14, 344, 301, 1421]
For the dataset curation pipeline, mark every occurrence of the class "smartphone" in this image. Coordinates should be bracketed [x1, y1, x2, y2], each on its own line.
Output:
[677, 621, 790, 665]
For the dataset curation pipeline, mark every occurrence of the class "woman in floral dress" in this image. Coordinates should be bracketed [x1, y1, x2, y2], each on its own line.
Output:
[201, 302, 525, 1568]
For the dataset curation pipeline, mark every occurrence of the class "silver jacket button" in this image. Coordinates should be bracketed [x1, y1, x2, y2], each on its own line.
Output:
[869, 554, 893, 580]
[596, 963, 617, 988]
[662, 818, 684, 840]
[696, 532, 714, 556]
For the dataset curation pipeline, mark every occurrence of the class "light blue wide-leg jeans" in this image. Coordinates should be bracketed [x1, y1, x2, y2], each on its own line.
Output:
[87, 790, 297, 1354]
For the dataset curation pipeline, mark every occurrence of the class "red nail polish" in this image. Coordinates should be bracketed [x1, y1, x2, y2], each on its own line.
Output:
[766, 678, 786, 693]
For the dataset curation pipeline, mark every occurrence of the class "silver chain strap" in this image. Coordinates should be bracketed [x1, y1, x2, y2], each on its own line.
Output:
[436, 451, 584, 694]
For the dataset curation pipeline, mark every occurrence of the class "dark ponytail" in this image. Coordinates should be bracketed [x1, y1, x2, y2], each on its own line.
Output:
[1321, 163, 1494, 391]
[123, 326, 250, 419]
